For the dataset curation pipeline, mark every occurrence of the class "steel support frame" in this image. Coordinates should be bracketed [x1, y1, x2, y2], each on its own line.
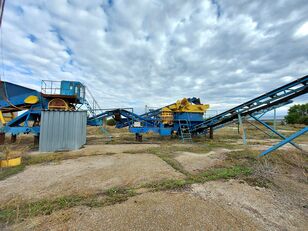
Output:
[250, 114, 303, 151]
[237, 112, 247, 145]
[259, 127, 308, 157]
[245, 120, 272, 137]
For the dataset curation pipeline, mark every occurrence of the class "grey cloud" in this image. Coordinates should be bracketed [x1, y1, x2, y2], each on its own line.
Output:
[1, 0, 307, 114]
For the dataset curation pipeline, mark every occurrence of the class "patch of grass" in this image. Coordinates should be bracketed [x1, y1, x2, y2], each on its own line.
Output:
[243, 176, 273, 188]
[104, 187, 137, 204]
[144, 166, 253, 191]
[0, 165, 26, 181]
[22, 153, 82, 165]
[226, 149, 259, 166]
[143, 179, 188, 191]
[22, 151, 110, 166]
[104, 152, 116, 156]
[0, 187, 137, 224]
[123, 149, 146, 154]
[195, 166, 252, 181]
[156, 153, 190, 175]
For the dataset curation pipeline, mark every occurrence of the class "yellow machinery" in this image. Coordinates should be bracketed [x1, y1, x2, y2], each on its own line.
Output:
[48, 98, 70, 110]
[161, 98, 209, 124]
[0, 112, 16, 125]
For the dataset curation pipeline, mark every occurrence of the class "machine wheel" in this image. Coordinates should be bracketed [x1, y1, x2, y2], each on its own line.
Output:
[48, 98, 69, 110]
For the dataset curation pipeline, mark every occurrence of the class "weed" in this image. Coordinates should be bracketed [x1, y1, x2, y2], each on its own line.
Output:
[144, 166, 253, 191]
[0, 165, 26, 181]
[0, 188, 137, 224]
[143, 179, 188, 191]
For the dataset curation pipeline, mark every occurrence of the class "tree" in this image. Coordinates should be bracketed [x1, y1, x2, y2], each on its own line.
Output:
[285, 104, 308, 125]
[106, 118, 116, 126]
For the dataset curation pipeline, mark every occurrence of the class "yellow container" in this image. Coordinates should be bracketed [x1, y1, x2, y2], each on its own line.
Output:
[0, 157, 22, 168]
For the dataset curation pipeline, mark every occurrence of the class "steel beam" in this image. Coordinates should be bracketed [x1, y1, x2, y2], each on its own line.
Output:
[259, 127, 308, 157]
[246, 120, 272, 137]
[250, 114, 302, 151]
[273, 108, 277, 131]
[209, 127, 214, 139]
[238, 113, 247, 145]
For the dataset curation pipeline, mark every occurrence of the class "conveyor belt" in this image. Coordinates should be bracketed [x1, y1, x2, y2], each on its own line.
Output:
[191, 75, 308, 133]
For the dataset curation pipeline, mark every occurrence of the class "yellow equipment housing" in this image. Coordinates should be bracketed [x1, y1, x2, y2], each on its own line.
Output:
[161, 98, 210, 124]
[48, 98, 69, 110]
[161, 107, 174, 125]
[164, 98, 209, 113]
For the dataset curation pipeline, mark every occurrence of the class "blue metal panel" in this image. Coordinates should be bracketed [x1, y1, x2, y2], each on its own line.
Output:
[174, 112, 204, 122]
[129, 127, 160, 134]
[0, 81, 40, 109]
[159, 128, 172, 136]
[60, 81, 85, 100]
[60, 81, 74, 96]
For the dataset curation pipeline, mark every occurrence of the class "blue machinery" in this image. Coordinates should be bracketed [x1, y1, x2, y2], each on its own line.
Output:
[0, 75, 307, 156]
[0, 80, 86, 143]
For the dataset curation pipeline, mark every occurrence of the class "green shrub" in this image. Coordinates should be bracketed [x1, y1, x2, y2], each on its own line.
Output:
[106, 118, 116, 126]
[285, 104, 308, 125]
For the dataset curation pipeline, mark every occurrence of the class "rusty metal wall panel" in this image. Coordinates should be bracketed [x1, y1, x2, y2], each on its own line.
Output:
[39, 111, 87, 152]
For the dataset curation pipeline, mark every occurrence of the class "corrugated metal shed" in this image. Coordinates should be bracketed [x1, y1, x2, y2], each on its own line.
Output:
[39, 111, 87, 152]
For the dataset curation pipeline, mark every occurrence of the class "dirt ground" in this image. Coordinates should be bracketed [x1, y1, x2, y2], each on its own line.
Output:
[0, 125, 307, 230]
[9, 180, 308, 231]
[174, 148, 244, 173]
[0, 153, 183, 203]
[11, 190, 261, 231]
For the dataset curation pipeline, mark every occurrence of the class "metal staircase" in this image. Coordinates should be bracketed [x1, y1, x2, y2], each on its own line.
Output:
[99, 125, 112, 141]
[179, 120, 192, 142]
[83, 85, 103, 117]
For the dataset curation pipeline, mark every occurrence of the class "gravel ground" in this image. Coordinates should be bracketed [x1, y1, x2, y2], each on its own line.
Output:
[192, 180, 308, 231]
[174, 148, 232, 173]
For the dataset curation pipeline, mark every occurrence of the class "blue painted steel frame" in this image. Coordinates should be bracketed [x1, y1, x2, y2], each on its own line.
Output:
[250, 114, 303, 151]
[259, 127, 308, 157]
[0, 80, 87, 136]
[191, 75, 307, 133]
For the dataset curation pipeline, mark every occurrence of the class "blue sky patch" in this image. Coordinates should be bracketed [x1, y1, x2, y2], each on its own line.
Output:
[27, 34, 37, 43]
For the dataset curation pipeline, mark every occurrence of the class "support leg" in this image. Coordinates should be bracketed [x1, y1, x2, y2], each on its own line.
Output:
[273, 108, 277, 131]
[0, 133, 5, 145]
[237, 122, 240, 134]
[11, 134, 17, 143]
[209, 127, 214, 139]
[135, 133, 142, 142]
[237, 113, 247, 145]
[34, 135, 39, 146]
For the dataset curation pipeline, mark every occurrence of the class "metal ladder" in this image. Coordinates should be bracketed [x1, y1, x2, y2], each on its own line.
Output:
[99, 125, 112, 141]
[179, 120, 192, 142]
[83, 99, 96, 117]
[84, 85, 104, 117]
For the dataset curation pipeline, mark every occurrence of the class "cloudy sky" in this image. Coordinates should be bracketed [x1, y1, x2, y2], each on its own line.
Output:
[1, 0, 307, 114]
